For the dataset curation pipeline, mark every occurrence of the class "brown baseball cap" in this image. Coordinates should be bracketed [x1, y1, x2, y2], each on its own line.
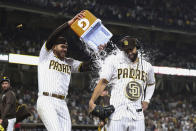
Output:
[0, 76, 10, 84]
[120, 36, 139, 50]
[55, 36, 68, 45]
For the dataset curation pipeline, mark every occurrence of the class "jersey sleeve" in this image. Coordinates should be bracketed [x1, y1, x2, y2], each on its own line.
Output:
[99, 56, 114, 82]
[1, 91, 16, 120]
[6, 91, 16, 104]
[144, 64, 156, 103]
[147, 64, 155, 85]
[39, 42, 50, 62]
[71, 59, 83, 73]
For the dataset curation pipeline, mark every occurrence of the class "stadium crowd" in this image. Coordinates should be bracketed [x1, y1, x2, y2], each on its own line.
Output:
[145, 94, 196, 130]
[0, 27, 45, 55]
[2, 0, 196, 30]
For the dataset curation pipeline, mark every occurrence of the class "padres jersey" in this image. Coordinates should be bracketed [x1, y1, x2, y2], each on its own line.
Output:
[100, 51, 155, 120]
[38, 42, 82, 97]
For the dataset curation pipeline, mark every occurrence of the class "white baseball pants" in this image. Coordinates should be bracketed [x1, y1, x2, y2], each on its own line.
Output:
[7, 118, 16, 131]
[37, 96, 71, 131]
[105, 117, 145, 131]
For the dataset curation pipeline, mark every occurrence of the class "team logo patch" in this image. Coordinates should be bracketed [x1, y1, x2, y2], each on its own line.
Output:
[125, 81, 142, 101]
[123, 40, 128, 45]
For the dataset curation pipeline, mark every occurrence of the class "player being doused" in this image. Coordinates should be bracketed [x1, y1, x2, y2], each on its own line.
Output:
[89, 36, 156, 131]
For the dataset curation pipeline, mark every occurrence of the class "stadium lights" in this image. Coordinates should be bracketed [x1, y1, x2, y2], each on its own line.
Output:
[0, 53, 195, 76]
[0, 54, 9, 61]
[9, 53, 38, 66]
[153, 66, 196, 77]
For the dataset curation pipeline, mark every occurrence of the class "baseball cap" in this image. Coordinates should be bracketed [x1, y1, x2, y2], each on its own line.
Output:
[0, 76, 10, 84]
[55, 36, 68, 45]
[119, 36, 139, 50]
[47, 36, 68, 50]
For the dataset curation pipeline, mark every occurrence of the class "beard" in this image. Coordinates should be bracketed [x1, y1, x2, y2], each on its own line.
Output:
[128, 51, 138, 62]
[54, 50, 66, 59]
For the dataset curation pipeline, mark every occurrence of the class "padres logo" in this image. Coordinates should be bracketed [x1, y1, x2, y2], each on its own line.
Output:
[125, 81, 142, 101]
[78, 18, 90, 31]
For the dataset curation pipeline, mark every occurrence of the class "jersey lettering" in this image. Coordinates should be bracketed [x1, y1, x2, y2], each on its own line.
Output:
[118, 68, 147, 82]
[49, 60, 71, 74]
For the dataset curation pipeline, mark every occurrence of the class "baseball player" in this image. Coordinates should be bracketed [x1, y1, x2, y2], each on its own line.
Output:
[36, 11, 93, 131]
[0, 77, 16, 131]
[89, 36, 156, 131]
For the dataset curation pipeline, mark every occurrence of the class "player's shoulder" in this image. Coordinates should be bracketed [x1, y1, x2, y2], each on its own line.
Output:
[105, 50, 122, 61]
[141, 59, 153, 68]
[65, 57, 78, 63]
[65, 57, 74, 62]
[6, 90, 16, 97]
[103, 53, 117, 65]
[106, 53, 116, 60]
[142, 59, 152, 65]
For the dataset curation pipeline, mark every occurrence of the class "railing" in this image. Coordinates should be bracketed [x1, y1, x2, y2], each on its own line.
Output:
[16, 123, 98, 131]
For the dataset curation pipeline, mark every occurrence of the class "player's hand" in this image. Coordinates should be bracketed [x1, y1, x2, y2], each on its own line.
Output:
[98, 120, 106, 128]
[98, 44, 107, 51]
[68, 10, 85, 26]
[0, 119, 2, 124]
[142, 101, 149, 111]
[89, 100, 96, 113]
[100, 90, 108, 96]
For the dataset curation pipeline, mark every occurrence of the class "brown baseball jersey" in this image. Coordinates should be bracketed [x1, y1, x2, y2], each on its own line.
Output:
[0, 89, 16, 120]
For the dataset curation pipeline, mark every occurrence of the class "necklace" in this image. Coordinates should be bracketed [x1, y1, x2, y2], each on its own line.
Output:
[132, 58, 139, 81]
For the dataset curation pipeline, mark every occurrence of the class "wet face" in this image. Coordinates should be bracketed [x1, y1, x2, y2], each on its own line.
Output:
[125, 47, 138, 62]
[1, 81, 10, 90]
[53, 44, 68, 59]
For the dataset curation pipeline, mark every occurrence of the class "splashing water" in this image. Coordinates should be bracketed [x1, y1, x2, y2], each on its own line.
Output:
[82, 40, 118, 90]
[83, 40, 151, 90]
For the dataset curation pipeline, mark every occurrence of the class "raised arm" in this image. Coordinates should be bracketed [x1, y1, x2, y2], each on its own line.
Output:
[45, 22, 69, 50]
[46, 11, 85, 50]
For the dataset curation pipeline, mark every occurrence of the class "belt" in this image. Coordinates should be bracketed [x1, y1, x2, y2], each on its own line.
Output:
[43, 92, 65, 100]
[136, 109, 142, 112]
[127, 106, 142, 112]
